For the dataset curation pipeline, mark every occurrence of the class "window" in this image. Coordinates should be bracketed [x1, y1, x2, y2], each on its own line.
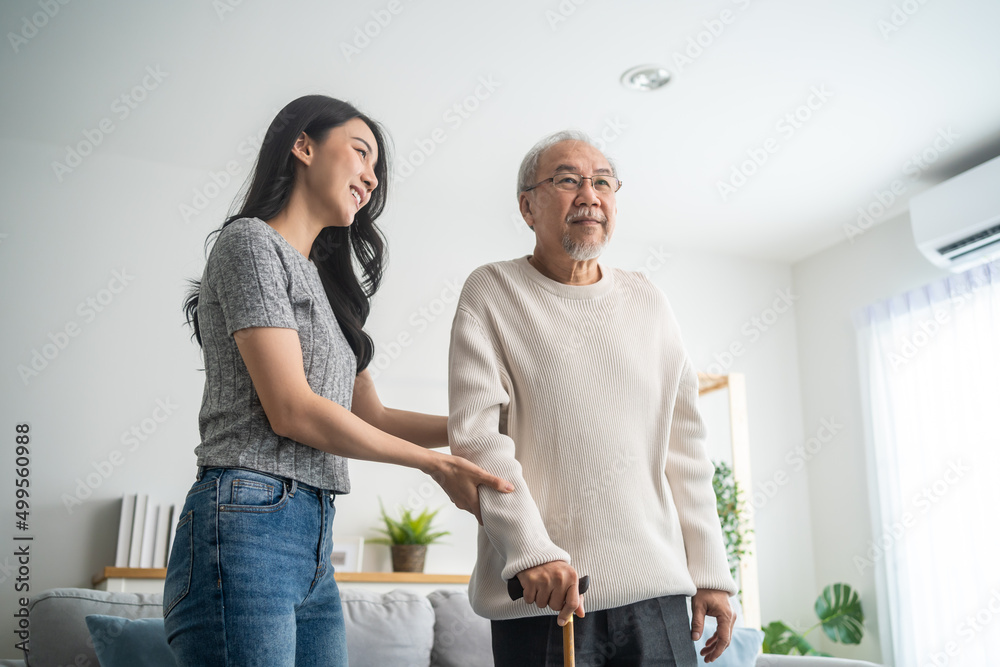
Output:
[853, 260, 1000, 666]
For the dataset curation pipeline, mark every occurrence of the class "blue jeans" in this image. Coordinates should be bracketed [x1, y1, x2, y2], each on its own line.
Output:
[162, 466, 348, 666]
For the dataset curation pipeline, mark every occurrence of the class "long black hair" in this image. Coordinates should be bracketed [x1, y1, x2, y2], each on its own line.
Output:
[182, 95, 390, 372]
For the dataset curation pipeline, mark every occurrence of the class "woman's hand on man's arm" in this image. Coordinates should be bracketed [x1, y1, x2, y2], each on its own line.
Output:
[233, 327, 508, 519]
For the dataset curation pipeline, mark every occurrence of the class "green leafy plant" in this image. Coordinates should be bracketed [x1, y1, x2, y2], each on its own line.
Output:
[368, 497, 451, 546]
[762, 583, 865, 656]
[712, 460, 752, 583]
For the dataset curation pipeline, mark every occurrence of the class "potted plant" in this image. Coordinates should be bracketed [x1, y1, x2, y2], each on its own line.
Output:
[369, 497, 450, 573]
[763, 583, 865, 656]
[712, 460, 753, 587]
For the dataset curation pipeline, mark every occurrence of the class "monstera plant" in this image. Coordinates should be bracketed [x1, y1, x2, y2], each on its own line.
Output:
[763, 583, 865, 656]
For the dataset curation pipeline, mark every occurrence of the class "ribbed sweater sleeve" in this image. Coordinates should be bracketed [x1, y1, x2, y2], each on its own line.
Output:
[448, 306, 573, 579]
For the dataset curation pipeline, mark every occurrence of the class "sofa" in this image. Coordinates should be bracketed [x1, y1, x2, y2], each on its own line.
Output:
[6, 587, 883, 666]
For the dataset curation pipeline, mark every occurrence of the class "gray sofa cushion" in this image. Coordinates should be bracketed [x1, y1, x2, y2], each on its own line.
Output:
[340, 588, 435, 667]
[25, 588, 163, 667]
[756, 657, 882, 667]
[427, 590, 493, 667]
[23, 587, 437, 667]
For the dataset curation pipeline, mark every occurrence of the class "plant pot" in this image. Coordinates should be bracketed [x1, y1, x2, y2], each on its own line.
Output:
[390, 544, 427, 573]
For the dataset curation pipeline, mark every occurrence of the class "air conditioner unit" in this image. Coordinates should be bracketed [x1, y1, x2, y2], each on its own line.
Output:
[910, 154, 1000, 273]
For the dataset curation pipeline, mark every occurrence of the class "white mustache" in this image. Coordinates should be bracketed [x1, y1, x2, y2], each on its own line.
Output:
[565, 207, 607, 224]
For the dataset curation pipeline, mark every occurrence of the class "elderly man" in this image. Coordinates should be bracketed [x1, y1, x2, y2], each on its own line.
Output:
[447, 130, 738, 666]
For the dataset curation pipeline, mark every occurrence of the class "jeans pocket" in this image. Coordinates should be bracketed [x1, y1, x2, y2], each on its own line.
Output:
[218, 470, 290, 513]
[163, 510, 193, 618]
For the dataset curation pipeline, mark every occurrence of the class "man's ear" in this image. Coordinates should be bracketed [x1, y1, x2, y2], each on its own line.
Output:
[518, 193, 535, 230]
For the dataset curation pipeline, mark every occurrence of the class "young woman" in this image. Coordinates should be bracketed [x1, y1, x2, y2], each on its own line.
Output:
[163, 95, 512, 666]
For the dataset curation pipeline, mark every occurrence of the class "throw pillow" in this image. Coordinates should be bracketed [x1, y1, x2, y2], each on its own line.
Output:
[427, 590, 493, 667]
[340, 589, 435, 667]
[84, 615, 176, 667]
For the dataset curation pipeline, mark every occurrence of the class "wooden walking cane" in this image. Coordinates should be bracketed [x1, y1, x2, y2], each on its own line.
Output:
[508, 575, 591, 667]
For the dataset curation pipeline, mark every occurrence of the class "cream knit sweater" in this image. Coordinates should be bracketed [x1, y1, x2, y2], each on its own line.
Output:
[447, 256, 738, 620]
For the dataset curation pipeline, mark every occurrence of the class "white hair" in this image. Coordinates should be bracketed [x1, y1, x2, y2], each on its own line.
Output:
[562, 233, 609, 260]
[516, 130, 618, 197]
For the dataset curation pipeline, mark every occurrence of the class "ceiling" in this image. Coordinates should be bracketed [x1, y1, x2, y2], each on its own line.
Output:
[2, 0, 998, 263]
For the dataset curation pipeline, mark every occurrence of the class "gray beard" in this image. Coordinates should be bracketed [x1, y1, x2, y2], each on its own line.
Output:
[562, 230, 609, 261]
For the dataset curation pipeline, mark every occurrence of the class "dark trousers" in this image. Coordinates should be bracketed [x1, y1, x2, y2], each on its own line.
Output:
[491, 594, 698, 667]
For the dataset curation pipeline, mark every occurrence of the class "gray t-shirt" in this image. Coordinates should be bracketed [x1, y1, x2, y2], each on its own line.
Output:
[193, 216, 355, 492]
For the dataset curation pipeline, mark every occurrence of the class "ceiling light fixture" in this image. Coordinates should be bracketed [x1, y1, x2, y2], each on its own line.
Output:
[620, 65, 671, 91]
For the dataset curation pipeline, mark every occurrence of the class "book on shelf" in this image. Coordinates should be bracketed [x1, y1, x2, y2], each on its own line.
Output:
[166, 503, 178, 563]
[127, 494, 148, 568]
[114, 493, 136, 568]
[139, 502, 158, 568]
[116, 494, 179, 571]
[152, 504, 175, 568]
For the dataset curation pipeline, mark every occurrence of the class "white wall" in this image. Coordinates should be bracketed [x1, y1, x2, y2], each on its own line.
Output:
[791, 210, 948, 663]
[632, 242, 817, 633]
[0, 131, 822, 657]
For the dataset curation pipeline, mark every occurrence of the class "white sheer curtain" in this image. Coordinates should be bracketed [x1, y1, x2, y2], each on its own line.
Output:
[853, 258, 1000, 667]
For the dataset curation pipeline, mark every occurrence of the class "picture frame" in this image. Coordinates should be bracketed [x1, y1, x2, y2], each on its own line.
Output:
[330, 536, 365, 572]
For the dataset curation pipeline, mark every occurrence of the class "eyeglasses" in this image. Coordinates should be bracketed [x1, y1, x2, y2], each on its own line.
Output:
[523, 173, 623, 193]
